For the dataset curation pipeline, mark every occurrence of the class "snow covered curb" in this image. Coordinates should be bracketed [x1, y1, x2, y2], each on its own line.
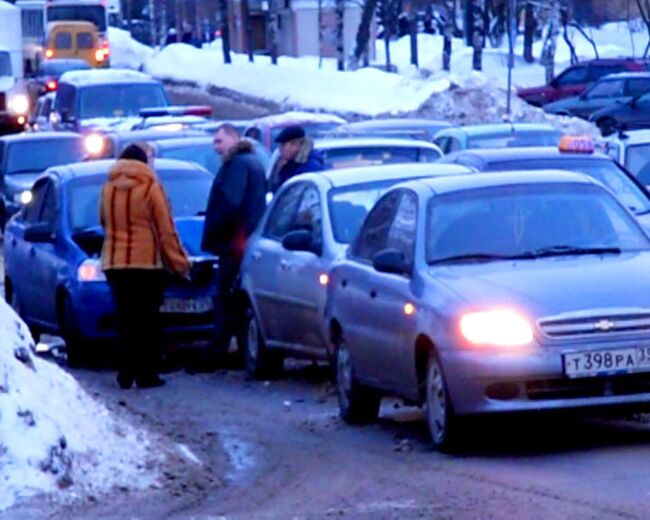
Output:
[0, 299, 168, 511]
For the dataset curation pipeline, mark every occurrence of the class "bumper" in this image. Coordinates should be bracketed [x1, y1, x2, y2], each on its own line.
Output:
[0, 113, 26, 135]
[439, 342, 650, 416]
[72, 281, 216, 342]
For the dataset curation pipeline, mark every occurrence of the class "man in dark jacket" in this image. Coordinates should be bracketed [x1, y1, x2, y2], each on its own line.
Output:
[200, 124, 267, 367]
[269, 125, 325, 193]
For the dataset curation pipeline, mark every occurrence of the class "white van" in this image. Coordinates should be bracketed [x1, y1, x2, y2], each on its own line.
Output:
[0, 0, 29, 134]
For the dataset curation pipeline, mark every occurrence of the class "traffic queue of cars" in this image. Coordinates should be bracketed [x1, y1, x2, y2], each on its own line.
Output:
[7, 66, 650, 452]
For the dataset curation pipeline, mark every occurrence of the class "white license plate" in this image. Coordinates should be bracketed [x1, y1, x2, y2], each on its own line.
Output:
[160, 297, 213, 314]
[564, 347, 650, 378]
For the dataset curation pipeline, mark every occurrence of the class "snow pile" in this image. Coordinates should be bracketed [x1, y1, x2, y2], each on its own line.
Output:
[0, 299, 162, 511]
[145, 43, 451, 116]
[108, 27, 154, 70]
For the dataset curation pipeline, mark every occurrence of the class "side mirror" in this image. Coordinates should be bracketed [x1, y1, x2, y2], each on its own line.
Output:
[372, 249, 408, 275]
[282, 229, 316, 253]
[24, 222, 55, 243]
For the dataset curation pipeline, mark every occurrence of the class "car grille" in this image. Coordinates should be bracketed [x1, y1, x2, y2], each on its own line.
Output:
[526, 374, 650, 401]
[538, 310, 650, 339]
[0, 92, 5, 111]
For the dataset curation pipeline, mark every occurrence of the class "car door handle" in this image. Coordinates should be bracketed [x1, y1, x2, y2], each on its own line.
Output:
[280, 260, 292, 271]
[369, 289, 377, 299]
[252, 251, 262, 261]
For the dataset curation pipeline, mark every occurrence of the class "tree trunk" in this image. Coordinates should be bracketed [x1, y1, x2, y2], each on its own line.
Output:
[561, 6, 578, 64]
[220, 0, 232, 63]
[318, 0, 324, 68]
[523, 1, 535, 63]
[635, 0, 650, 57]
[471, 0, 485, 71]
[442, 0, 454, 71]
[409, 10, 418, 67]
[269, 0, 280, 65]
[242, 0, 254, 61]
[352, 0, 379, 65]
[541, 0, 560, 84]
[335, 0, 345, 71]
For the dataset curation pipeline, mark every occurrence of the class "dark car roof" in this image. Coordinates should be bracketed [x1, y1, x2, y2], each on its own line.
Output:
[0, 131, 81, 144]
[441, 147, 612, 164]
[48, 158, 207, 182]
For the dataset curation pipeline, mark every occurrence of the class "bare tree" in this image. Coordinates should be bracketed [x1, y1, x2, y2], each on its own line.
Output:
[336, 0, 346, 70]
[471, 0, 486, 71]
[561, 5, 578, 64]
[219, 0, 232, 63]
[409, 9, 418, 67]
[242, 0, 254, 61]
[523, 1, 535, 62]
[442, 0, 454, 71]
[636, 0, 650, 56]
[540, 0, 560, 83]
[268, 0, 280, 65]
[350, 0, 379, 68]
[318, 0, 324, 68]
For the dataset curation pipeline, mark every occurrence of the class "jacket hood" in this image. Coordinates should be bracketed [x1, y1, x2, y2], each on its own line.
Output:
[107, 159, 155, 190]
[430, 252, 650, 320]
[295, 137, 315, 164]
[222, 139, 254, 164]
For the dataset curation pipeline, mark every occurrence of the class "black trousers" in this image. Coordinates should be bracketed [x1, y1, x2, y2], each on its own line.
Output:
[212, 254, 241, 352]
[106, 269, 166, 380]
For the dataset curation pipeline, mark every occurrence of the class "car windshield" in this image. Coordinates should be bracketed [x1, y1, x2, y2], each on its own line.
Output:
[467, 130, 562, 149]
[426, 184, 650, 265]
[67, 168, 212, 233]
[330, 178, 419, 243]
[6, 138, 84, 174]
[323, 146, 440, 170]
[0, 52, 11, 76]
[37, 59, 90, 77]
[78, 84, 168, 119]
[626, 143, 650, 182]
[47, 5, 107, 32]
[158, 141, 270, 173]
[487, 157, 650, 214]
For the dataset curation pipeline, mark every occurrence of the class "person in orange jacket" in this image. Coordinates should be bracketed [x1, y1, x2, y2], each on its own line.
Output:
[100, 143, 190, 389]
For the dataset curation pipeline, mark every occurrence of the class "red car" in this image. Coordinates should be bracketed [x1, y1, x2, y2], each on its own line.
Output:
[518, 58, 650, 107]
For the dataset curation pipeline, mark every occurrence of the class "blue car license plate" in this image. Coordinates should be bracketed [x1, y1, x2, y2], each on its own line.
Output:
[564, 347, 650, 378]
[160, 297, 213, 314]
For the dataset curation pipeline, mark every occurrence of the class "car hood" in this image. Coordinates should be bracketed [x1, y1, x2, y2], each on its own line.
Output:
[429, 252, 650, 318]
[543, 96, 580, 112]
[5, 173, 43, 193]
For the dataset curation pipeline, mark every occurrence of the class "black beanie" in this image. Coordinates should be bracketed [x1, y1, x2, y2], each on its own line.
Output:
[119, 144, 148, 164]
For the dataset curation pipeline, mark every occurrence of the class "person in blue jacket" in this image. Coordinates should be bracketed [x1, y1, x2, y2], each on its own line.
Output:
[269, 125, 324, 193]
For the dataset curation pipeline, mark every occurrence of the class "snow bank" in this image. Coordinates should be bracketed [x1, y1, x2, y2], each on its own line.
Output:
[108, 27, 154, 70]
[0, 299, 162, 510]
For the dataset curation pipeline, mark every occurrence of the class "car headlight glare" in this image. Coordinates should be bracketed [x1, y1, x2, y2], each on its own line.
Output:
[77, 259, 106, 282]
[459, 309, 533, 348]
[14, 190, 33, 205]
[8, 94, 29, 116]
[84, 134, 105, 156]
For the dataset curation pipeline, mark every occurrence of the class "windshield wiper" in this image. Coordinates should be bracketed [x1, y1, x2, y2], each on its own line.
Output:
[516, 245, 621, 258]
[429, 253, 524, 265]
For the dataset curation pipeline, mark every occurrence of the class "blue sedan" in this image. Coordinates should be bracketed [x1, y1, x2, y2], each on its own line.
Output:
[238, 163, 469, 379]
[324, 170, 650, 450]
[3, 159, 218, 365]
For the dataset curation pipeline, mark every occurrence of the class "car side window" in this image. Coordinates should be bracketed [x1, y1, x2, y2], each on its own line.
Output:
[448, 137, 462, 152]
[434, 137, 449, 153]
[555, 66, 589, 87]
[589, 65, 626, 82]
[54, 83, 75, 115]
[39, 180, 58, 227]
[294, 184, 322, 250]
[350, 190, 401, 261]
[264, 183, 306, 239]
[627, 78, 650, 97]
[386, 191, 418, 270]
[586, 79, 625, 99]
[22, 180, 48, 224]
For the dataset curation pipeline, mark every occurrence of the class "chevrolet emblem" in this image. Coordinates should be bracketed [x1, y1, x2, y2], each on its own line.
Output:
[594, 319, 616, 332]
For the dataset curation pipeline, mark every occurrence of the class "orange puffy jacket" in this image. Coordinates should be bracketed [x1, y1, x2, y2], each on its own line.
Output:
[100, 159, 191, 276]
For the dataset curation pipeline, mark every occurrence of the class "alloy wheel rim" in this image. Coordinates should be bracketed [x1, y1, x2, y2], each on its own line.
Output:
[247, 317, 259, 362]
[426, 360, 447, 444]
[337, 346, 352, 409]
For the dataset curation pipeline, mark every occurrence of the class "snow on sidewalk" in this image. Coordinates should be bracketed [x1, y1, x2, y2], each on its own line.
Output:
[0, 299, 163, 511]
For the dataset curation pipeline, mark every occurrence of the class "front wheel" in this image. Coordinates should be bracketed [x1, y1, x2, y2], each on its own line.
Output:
[243, 306, 283, 379]
[60, 293, 85, 367]
[335, 342, 381, 424]
[425, 354, 461, 452]
[8, 285, 40, 345]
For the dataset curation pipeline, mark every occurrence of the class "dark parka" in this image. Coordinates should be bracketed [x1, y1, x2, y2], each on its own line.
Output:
[269, 137, 325, 193]
[201, 139, 267, 260]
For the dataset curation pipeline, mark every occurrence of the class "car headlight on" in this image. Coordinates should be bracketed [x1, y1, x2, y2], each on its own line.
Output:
[8, 94, 29, 116]
[84, 133, 105, 156]
[77, 259, 106, 282]
[459, 309, 534, 348]
[14, 190, 33, 205]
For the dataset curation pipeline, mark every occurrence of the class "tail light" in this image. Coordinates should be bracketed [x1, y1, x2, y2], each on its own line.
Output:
[45, 49, 54, 58]
[95, 49, 105, 62]
[46, 80, 57, 91]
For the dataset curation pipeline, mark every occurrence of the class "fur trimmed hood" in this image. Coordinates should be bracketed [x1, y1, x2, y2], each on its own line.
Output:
[222, 138, 255, 164]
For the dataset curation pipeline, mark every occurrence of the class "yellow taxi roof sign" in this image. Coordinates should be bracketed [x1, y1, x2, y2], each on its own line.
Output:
[559, 135, 595, 154]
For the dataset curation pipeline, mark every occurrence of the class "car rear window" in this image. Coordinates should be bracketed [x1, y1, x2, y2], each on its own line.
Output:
[486, 157, 650, 214]
[467, 131, 562, 149]
[78, 83, 169, 119]
[76, 32, 94, 49]
[6, 138, 84, 175]
[54, 31, 72, 49]
[322, 146, 440, 170]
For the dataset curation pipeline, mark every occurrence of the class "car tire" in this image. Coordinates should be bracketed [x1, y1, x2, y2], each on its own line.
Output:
[243, 306, 283, 379]
[60, 293, 85, 368]
[335, 341, 381, 424]
[597, 117, 617, 137]
[425, 353, 461, 452]
[8, 284, 41, 345]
